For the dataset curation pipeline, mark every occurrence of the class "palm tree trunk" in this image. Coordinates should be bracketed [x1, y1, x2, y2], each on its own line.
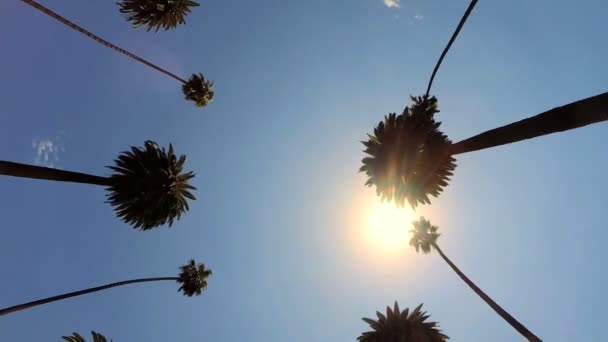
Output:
[20, 0, 187, 84]
[425, 0, 479, 97]
[0, 277, 178, 316]
[432, 243, 542, 342]
[450, 92, 608, 154]
[0, 161, 110, 186]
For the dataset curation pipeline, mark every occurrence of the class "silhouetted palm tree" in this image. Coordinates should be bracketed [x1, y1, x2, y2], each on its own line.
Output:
[409, 217, 542, 342]
[360, 92, 608, 207]
[118, 0, 200, 32]
[62, 331, 110, 342]
[183, 73, 215, 107]
[359, 302, 448, 342]
[0, 141, 195, 230]
[20, 0, 214, 108]
[0, 259, 211, 316]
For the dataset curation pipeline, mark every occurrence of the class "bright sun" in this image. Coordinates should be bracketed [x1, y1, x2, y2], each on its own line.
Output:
[365, 201, 414, 250]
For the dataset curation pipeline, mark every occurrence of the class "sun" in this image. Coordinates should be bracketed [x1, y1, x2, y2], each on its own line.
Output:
[365, 201, 414, 250]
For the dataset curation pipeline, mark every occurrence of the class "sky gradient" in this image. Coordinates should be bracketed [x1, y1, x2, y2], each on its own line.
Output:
[1, 0, 607, 340]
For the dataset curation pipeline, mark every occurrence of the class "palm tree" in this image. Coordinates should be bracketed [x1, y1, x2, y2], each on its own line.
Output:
[62, 331, 111, 342]
[359, 302, 448, 342]
[360, 92, 608, 207]
[117, 0, 200, 32]
[409, 217, 542, 342]
[0, 140, 195, 230]
[20, 0, 214, 108]
[0, 259, 211, 317]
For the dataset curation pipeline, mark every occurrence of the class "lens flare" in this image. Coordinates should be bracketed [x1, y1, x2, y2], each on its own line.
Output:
[365, 201, 413, 250]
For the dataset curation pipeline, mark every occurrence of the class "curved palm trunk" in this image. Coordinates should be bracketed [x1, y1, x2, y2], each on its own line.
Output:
[0, 277, 178, 316]
[20, 0, 187, 84]
[451, 92, 608, 154]
[425, 0, 479, 97]
[0, 161, 110, 186]
[432, 243, 542, 342]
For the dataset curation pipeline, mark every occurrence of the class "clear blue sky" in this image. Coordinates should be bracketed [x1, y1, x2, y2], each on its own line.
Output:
[1, 0, 607, 340]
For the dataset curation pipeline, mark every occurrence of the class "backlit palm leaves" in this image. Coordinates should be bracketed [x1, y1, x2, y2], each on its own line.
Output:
[360, 96, 456, 208]
[118, 0, 200, 32]
[178, 259, 212, 296]
[409, 217, 439, 254]
[107, 141, 196, 230]
[182, 73, 215, 107]
[361, 92, 608, 208]
[62, 331, 110, 342]
[359, 302, 448, 342]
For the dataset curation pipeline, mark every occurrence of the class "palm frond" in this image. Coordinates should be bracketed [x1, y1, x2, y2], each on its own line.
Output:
[118, 0, 200, 32]
[182, 73, 215, 108]
[359, 302, 448, 341]
[409, 217, 440, 254]
[62, 331, 111, 342]
[360, 96, 455, 208]
[106, 140, 196, 230]
[177, 259, 212, 297]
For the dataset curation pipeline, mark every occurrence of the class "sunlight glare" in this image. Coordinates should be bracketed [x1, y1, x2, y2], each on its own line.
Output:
[365, 201, 413, 251]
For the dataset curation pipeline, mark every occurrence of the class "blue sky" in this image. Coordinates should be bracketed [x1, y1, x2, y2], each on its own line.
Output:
[0, 0, 607, 340]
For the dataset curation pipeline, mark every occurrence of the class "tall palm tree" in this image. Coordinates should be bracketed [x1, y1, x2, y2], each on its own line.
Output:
[20, 0, 214, 108]
[359, 302, 448, 342]
[62, 331, 111, 342]
[0, 259, 211, 317]
[118, 0, 200, 32]
[0, 140, 195, 230]
[360, 92, 608, 207]
[409, 217, 542, 342]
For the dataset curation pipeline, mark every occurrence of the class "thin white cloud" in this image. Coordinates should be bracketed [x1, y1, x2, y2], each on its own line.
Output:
[32, 135, 65, 168]
[383, 0, 400, 8]
[407, 12, 425, 25]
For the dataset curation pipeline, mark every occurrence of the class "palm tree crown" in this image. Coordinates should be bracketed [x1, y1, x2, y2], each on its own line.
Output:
[107, 140, 196, 230]
[178, 259, 212, 296]
[118, 0, 200, 32]
[361, 92, 608, 208]
[182, 73, 215, 108]
[359, 302, 448, 342]
[62, 331, 110, 342]
[409, 217, 440, 254]
[360, 96, 455, 208]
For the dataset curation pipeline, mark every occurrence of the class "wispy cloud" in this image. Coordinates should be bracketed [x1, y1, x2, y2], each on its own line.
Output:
[383, 0, 400, 8]
[407, 12, 425, 25]
[32, 135, 65, 168]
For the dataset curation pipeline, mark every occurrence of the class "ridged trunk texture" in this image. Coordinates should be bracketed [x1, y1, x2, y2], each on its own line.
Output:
[432, 243, 542, 342]
[0, 277, 178, 316]
[21, 0, 187, 83]
[0, 161, 110, 186]
[451, 92, 608, 154]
